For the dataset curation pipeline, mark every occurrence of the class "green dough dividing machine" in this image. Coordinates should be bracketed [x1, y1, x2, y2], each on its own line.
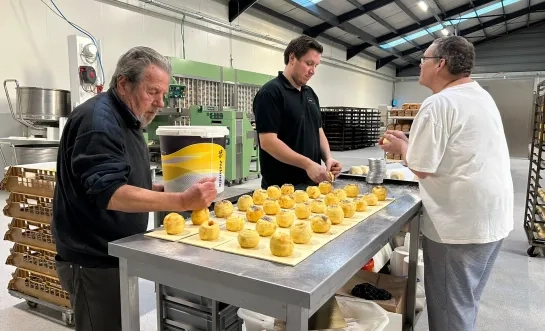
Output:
[189, 105, 259, 186]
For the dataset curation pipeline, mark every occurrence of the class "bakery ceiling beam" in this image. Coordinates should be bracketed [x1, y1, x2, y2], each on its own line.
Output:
[395, 18, 545, 76]
[283, 0, 419, 65]
[347, 0, 497, 61]
[228, 0, 259, 22]
[393, 0, 436, 40]
[302, 0, 395, 38]
[378, 1, 545, 70]
[250, 3, 387, 63]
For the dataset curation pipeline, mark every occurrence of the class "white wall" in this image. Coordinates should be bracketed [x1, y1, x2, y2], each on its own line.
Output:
[0, 0, 395, 134]
[393, 80, 431, 105]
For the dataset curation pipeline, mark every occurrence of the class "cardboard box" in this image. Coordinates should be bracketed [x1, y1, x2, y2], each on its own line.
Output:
[336, 270, 407, 320]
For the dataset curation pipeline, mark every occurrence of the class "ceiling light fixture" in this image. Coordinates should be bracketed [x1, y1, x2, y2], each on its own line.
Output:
[417, 1, 428, 11]
[441, 28, 449, 36]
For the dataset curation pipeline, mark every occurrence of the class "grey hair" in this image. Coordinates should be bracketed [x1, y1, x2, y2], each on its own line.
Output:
[432, 36, 475, 76]
[109, 46, 172, 89]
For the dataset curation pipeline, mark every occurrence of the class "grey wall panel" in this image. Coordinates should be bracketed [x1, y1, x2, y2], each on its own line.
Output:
[397, 23, 545, 77]
[479, 79, 534, 159]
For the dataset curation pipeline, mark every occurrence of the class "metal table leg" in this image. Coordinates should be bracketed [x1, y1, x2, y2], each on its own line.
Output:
[405, 212, 421, 331]
[286, 304, 309, 331]
[119, 258, 140, 331]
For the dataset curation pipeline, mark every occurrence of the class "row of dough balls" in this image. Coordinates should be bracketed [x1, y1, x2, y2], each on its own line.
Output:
[350, 165, 406, 180]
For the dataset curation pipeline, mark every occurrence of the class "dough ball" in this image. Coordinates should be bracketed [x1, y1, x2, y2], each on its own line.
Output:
[350, 166, 363, 175]
[199, 220, 220, 241]
[319, 181, 333, 195]
[276, 210, 295, 228]
[281, 184, 295, 195]
[325, 193, 340, 206]
[360, 166, 369, 175]
[390, 171, 405, 180]
[164, 213, 185, 235]
[306, 186, 321, 199]
[278, 194, 296, 209]
[256, 216, 277, 237]
[372, 186, 388, 201]
[290, 222, 312, 244]
[270, 232, 294, 257]
[238, 229, 260, 249]
[362, 193, 379, 206]
[344, 184, 359, 198]
[353, 196, 368, 212]
[325, 205, 344, 225]
[246, 205, 265, 223]
[214, 200, 234, 218]
[382, 137, 391, 145]
[311, 215, 331, 233]
[333, 188, 347, 201]
[253, 189, 268, 205]
[237, 195, 253, 211]
[267, 185, 282, 200]
[263, 198, 281, 215]
[191, 209, 210, 225]
[340, 199, 356, 218]
[294, 190, 310, 203]
[295, 202, 311, 219]
[310, 199, 326, 214]
[226, 215, 245, 232]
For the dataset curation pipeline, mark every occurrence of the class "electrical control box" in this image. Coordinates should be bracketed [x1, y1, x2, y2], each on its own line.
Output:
[67, 35, 102, 110]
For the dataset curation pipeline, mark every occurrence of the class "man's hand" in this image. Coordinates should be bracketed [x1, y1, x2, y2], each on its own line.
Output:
[152, 183, 164, 192]
[180, 177, 217, 211]
[380, 130, 408, 144]
[305, 162, 330, 183]
[325, 158, 342, 178]
[379, 132, 408, 156]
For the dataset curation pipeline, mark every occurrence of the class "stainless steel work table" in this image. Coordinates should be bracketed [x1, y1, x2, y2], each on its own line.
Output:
[109, 180, 422, 331]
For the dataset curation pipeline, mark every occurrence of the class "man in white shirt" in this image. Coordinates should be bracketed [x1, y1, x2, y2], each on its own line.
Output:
[381, 36, 513, 331]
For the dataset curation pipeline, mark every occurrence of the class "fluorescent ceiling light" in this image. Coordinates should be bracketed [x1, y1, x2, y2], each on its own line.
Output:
[441, 28, 449, 36]
[418, 1, 429, 11]
[381, 0, 521, 49]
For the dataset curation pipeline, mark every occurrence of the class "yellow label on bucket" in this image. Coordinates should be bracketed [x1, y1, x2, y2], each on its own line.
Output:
[161, 143, 226, 192]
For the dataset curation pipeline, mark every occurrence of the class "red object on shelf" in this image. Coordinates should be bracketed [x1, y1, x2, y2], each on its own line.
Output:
[362, 258, 374, 271]
[96, 85, 104, 93]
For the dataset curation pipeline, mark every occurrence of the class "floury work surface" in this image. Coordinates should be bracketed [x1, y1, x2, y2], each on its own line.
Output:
[0, 147, 543, 331]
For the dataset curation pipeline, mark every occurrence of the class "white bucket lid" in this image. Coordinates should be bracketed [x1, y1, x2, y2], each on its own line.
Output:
[156, 125, 229, 138]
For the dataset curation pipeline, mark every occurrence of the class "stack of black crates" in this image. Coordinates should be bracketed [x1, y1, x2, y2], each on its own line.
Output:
[321, 107, 380, 151]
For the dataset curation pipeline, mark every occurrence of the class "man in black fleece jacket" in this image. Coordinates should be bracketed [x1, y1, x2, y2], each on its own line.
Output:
[52, 46, 217, 331]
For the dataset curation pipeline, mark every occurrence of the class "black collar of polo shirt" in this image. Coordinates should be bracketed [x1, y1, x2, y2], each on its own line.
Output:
[107, 88, 142, 129]
[277, 71, 309, 92]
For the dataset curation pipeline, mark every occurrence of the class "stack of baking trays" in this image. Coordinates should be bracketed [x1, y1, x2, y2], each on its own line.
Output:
[321, 107, 381, 151]
[2, 162, 75, 326]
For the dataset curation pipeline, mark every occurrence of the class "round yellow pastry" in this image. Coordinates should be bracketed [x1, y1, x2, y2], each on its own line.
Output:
[310, 199, 326, 214]
[191, 209, 210, 225]
[325, 192, 340, 206]
[353, 196, 368, 212]
[306, 186, 321, 199]
[276, 210, 295, 228]
[199, 220, 220, 241]
[246, 205, 265, 223]
[270, 232, 294, 257]
[349, 166, 363, 175]
[325, 205, 344, 225]
[294, 202, 311, 219]
[214, 200, 234, 218]
[267, 185, 282, 200]
[290, 222, 312, 244]
[382, 137, 391, 144]
[360, 165, 369, 175]
[281, 184, 295, 195]
[344, 184, 359, 198]
[372, 186, 388, 201]
[237, 229, 260, 248]
[278, 194, 296, 209]
[319, 181, 333, 195]
[311, 215, 331, 233]
[256, 216, 277, 237]
[328, 171, 335, 182]
[362, 193, 379, 206]
[340, 199, 356, 218]
[333, 188, 347, 201]
[293, 190, 309, 203]
[253, 189, 268, 205]
[263, 198, 281, 215]
[164, 213, 185, 235]
[226, 215, 245, 232]
[390, 171, 405, 180]
[237, 195, 253, 211]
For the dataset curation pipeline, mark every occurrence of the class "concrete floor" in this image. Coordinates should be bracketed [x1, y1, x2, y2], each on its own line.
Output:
[0, 146, 543, 331]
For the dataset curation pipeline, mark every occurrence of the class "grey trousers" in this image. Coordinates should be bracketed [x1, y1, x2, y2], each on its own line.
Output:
[423, 236, 503, 331]
[55, 257, 122, 331]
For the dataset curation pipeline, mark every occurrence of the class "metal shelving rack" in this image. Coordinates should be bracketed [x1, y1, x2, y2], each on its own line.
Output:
[321, 107, 380, 151]
[524, 80, 545, 257]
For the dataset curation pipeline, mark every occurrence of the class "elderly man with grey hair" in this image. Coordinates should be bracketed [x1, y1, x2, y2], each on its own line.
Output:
[381, 36, 513, 331]
[52, 46, 217, 331]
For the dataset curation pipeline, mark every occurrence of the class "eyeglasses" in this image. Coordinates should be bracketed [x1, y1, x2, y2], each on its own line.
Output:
[420, 56, 442, 64]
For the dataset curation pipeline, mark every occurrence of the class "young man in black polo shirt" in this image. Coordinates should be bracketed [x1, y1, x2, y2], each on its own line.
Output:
[253, 36, 342, 188]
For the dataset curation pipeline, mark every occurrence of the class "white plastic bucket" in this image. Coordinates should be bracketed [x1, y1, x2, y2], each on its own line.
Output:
[237, 308, 275, 331]
[156, 126, 229, 193]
